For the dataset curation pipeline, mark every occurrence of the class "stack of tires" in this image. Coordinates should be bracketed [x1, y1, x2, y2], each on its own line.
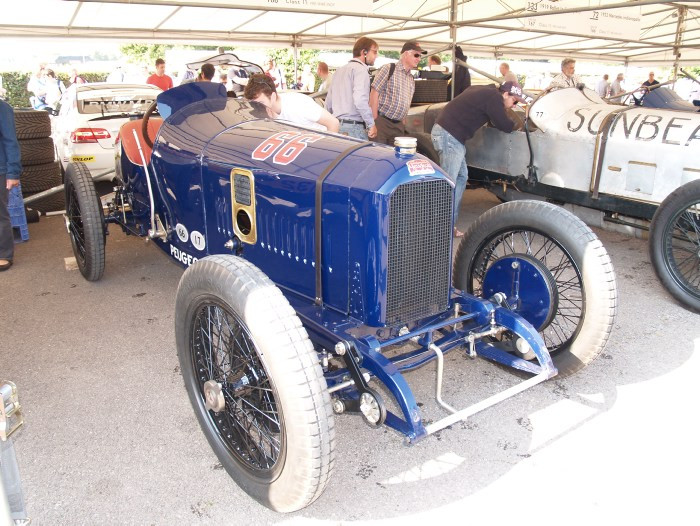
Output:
[13, 109, 64, 214]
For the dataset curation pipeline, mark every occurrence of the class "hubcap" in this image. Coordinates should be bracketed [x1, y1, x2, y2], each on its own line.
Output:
[482, 254, 558, 331]
[203, 380, 225, 412]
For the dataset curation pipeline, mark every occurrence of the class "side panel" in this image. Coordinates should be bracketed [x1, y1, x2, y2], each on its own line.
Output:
[202, 122, 360, 314]
[599, 110, 700, 203]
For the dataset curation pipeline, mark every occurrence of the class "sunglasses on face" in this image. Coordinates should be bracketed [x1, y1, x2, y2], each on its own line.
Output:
[412, 53, 421, 58]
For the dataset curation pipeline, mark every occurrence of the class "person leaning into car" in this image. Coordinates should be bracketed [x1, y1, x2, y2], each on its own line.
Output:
[198, 63, 216, 82]
[431, 81, 525, 238]
[244, 74, 339, 133]
[0, 99, 21, 271]
[369, 41, 426, 146]
[325, 37, 378, 140]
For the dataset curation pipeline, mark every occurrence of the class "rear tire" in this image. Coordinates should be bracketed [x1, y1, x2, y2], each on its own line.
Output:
[175, 256, 335, 512]
[64, 162, 105, 281]
[649, 179, 700, 312]
[454, 200, 617, 377]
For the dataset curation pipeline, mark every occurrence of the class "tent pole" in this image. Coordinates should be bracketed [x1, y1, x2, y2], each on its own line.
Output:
[672, 6, 687, 87]
[450, 0, 457, 100]
[293, 35, 299, 90]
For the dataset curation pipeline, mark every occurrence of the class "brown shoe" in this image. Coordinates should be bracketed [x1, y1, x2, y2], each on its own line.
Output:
[0, 259, 12, 271]
[453, 228, 464, 238]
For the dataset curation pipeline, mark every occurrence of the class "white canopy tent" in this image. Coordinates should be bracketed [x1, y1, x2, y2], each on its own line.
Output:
[1, 0, 699, 67]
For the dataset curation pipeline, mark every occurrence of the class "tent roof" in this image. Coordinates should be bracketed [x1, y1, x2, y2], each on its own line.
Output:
[2, 0, 700, 65]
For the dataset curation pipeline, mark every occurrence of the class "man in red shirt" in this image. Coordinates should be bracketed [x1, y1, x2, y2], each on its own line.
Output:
[146, 58, 173, 91]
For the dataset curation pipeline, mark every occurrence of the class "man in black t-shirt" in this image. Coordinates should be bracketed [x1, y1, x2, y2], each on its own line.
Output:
[634, 71, 660, 105]
[642, 71, 660, 90]
[431, 82, 524, 237]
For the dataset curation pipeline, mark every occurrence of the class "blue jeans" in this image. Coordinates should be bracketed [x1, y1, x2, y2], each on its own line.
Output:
[431, 123, 468, 226]
[339, 122, 368, 141]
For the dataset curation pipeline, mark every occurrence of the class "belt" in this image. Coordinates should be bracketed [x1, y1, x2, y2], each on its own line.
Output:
[379, 113, 402, 124]
[338, 118, 365, 125]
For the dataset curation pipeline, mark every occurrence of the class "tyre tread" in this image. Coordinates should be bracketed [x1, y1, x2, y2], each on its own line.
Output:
[65, 162, 105, 281]
[13, 109, 52, 139]
[454, 200, 617, 377]
[18, 137, 55, 166]
[649, 179, 700, 312]
[176, 256, 335, 512]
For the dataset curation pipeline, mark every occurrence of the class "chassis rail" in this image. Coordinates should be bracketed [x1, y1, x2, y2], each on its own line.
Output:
[285, 287, 557, 443]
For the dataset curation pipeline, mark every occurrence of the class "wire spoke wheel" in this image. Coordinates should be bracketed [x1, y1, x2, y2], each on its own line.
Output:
[665, 205, 700, 292]
[66, 184, 87, 265]
[650, 179, 700, 312]
[454, 201, 616, 377]
[63, 162, 105, 281]
[176, 256, 335, 512]
[192, 300, 283, 474]
[469, 229, 584, 353]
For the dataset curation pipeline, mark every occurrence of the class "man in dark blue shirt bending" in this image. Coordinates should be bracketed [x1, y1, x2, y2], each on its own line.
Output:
[431, 82, 524, 237]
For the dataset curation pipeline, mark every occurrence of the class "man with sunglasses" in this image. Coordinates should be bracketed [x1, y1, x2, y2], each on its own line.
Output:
[369, 41, 426, 145]
[431, 81, 525, 237]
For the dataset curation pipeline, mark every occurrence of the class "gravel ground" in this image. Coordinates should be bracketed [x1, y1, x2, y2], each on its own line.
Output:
[1, 188, 698, 525]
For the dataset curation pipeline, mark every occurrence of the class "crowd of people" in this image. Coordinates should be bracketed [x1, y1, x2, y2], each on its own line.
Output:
[6, 47, 697, 274]
[242, 38, 525, 238]
[25, 64, 74, 111]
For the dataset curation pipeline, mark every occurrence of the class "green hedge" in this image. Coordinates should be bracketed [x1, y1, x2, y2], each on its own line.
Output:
[1, 71, 107, 109]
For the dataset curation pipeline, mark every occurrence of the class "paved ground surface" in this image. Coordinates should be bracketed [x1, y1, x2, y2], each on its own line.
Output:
[2, 188, 698, 525]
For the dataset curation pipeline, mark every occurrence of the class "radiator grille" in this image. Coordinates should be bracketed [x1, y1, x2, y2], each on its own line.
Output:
[386, 179, 452, 325]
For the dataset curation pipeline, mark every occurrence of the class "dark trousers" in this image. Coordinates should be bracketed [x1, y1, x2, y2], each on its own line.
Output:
[0, 174, 13, 260]
[375, 114, 407, 146]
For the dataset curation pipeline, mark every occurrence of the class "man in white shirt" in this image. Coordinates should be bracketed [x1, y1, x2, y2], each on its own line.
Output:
[244, 74, 339, 133]
[610, 73, 625, 97]
[300, 64, 315, 92]
[596, 74, 611, 98]
[548, 58, 584, 89]
[265, 59, 286, 90]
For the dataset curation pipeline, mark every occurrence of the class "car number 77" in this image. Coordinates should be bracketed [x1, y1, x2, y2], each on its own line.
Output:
[252, 131, 324, 165]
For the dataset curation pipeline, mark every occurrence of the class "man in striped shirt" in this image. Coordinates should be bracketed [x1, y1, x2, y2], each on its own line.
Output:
[370, 41, 426, 145]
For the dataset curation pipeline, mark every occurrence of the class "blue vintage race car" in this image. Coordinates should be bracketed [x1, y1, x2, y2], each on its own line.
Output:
[63, 80, 617, 512]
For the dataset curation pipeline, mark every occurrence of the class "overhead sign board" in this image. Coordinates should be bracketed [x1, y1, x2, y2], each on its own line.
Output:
[219, 0, 372, 15]
[521, 1, 642, 41]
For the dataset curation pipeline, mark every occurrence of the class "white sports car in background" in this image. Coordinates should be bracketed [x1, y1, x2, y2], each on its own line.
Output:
[54, 83, 161, 180]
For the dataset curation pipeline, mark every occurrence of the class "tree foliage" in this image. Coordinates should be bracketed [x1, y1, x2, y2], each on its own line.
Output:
[119, 44, 171, 65]
[266, 48, 321, 88]
[1, 71, 106, 108]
